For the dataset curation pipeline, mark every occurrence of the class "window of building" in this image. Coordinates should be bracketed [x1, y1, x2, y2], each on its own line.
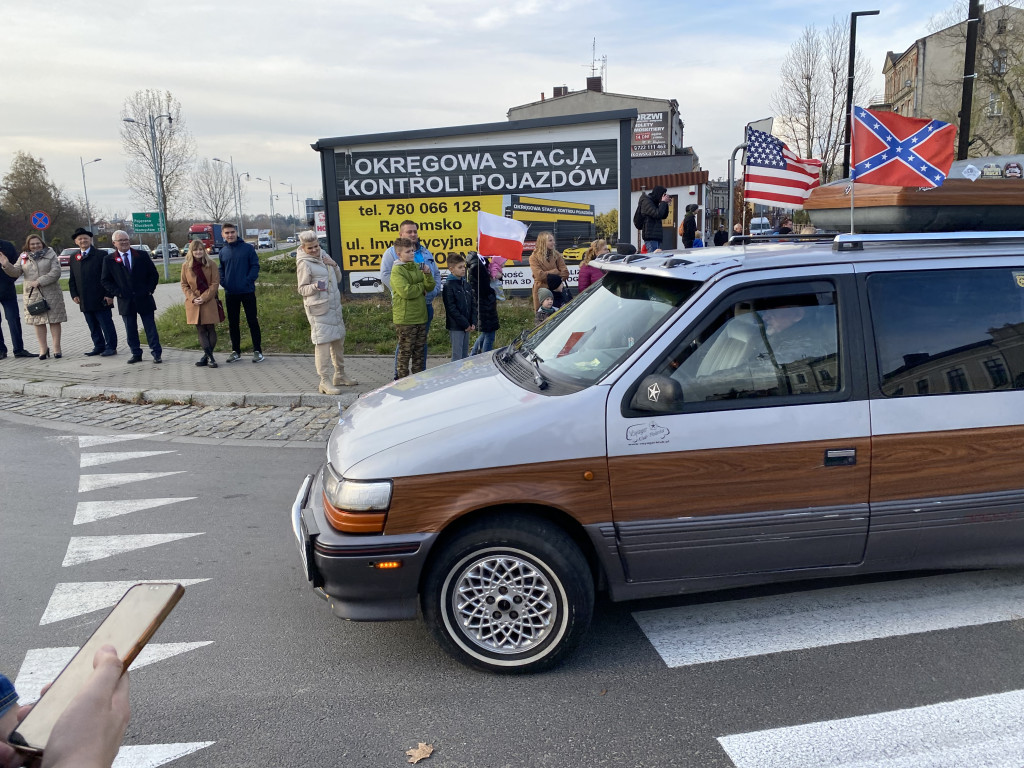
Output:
[947, 368, 969, 392]
[986, 93, 1004, 116]
[997, 18, 1007, 33]
[985, 358, 1009, 388]
[993, 50, 1009, 74]
[868, 267, 1024, 396]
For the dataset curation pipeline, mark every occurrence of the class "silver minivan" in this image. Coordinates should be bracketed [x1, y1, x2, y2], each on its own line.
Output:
[292, 231, 1024, 672]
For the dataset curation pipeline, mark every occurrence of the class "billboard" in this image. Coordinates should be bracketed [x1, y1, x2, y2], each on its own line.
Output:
[315, 112, 634, 294]
[631, 112, 669, 157]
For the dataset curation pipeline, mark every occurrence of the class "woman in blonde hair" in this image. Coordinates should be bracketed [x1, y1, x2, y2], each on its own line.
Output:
[295, 230, 356, 394]
[0, 233, 67, 358]
[577, 238, 608, 293]
[528, 231, 568, 310]
[180, 240, 222, 368]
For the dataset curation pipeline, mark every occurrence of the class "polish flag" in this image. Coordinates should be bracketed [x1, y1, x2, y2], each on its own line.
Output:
[477, 211, 528, 262]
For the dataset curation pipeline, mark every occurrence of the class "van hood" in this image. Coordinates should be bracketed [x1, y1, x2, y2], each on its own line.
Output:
[327, 353, 609, 479]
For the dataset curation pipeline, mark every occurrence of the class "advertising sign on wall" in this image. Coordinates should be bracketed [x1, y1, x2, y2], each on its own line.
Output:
[631, 112, 669, 157]
[316, 113, 633, 294]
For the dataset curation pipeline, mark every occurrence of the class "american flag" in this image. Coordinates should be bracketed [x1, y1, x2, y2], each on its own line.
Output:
[743, 127, 823, 209]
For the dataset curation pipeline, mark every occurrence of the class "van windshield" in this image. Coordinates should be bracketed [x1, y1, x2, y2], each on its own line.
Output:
[519, 272, 701, 387]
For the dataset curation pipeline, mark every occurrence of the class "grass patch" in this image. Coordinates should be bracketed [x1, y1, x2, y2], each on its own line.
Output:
[155, 254, 538, 354]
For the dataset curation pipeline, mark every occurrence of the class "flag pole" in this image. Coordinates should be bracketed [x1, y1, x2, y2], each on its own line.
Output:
[849, 112, 856, 234]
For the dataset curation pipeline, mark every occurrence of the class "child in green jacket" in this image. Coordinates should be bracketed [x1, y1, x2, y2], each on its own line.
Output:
[390, 237, 435, 378]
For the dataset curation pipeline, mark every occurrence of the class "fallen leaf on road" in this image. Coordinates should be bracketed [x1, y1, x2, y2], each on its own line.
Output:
[406, 742, 434, 763]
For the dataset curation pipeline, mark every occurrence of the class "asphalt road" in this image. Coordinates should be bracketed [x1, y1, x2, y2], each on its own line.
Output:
[4, 414, 1024, 767]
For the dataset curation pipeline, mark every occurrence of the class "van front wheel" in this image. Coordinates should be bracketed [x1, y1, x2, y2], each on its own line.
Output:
[422, 517, 593, 673]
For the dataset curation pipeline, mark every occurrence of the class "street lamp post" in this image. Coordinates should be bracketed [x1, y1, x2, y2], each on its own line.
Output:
[255, 176, 275, 244]
[212, 156, 250, 237]
[279, 182, 296, 239]
[842, 10, 880, 179]
[122, 114, 172, 278]
[80, 157, 101, 231]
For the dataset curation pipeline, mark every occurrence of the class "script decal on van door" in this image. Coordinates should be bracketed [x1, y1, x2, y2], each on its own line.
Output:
[626, 423, 671, 446]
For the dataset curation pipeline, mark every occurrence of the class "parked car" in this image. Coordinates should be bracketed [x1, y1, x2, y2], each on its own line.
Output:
[152, 243, 180, 259]
[58, 247, 78, 266]
[286, 236, 296, 243]
[257, 235, 274, 250]
[291, 230, 1024, 673]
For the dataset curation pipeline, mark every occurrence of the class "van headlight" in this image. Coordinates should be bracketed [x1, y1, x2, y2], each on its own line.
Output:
[322, 464, 392, 534]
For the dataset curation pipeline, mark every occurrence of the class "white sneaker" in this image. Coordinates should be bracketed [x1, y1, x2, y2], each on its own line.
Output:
[252, 351, 265, 363]
[226, 351, 241, 363]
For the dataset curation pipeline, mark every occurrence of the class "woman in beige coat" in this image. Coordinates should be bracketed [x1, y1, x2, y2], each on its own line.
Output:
[0, 234, 67, 358]
[180, 240, 222, 368]
[528, 231, 568, 310]
[295, 230, 356, 394]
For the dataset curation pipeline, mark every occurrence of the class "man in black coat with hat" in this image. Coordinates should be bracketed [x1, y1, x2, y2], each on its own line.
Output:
[68, 227, 118, 356]
[0, 239, 31, 358]
[638, 186, 669, 253]
[101, 230, 162, 363]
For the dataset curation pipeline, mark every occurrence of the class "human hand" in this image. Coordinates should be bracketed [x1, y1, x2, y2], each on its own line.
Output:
[193, 297, 203, 304]
[72, 297, 80, 305]
[468, 325, 475, 332]
[40, 645, 129, 768]
[322, 257, 337, 267]
[104, 297, 114, 306]
[421, 264, 430, 274]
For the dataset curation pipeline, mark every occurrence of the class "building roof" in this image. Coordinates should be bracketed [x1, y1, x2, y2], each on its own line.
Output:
[311, 110, 638, 151]
[508, 89, 678, 113]
[631, 171, 709, 191]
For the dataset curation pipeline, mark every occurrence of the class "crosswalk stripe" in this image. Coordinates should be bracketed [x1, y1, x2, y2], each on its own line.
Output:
[79, 472, 183, 493]
[632, 569, 1024, 667]
[16, 643, 214, 703]
[80, 451, 176, 468]
[41, 580, 210, 625]
[75, 434, 162, 449]
[718, 689, 1024, 768]
[74, 498, 197, 525]
[111, 742, 216, 768]
[63, 534, 204, 567]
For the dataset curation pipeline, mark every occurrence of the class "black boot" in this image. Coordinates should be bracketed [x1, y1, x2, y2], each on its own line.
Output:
[195, 352, 208, 367]
[206, 348, 218, 368]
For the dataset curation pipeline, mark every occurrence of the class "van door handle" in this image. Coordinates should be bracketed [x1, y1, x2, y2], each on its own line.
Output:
[824, 448, 857, 467]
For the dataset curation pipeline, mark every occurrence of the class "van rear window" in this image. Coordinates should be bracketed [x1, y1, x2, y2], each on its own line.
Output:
[868, 267, 1024, 396]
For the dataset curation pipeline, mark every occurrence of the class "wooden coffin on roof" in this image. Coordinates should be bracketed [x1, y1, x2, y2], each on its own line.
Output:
[805, 178, 1024, 233]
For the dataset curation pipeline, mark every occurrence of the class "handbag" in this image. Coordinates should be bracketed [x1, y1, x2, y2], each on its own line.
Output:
[26, 287, 49, 316]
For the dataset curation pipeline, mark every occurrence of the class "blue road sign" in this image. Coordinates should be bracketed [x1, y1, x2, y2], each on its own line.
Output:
[31, 211, 51, 230]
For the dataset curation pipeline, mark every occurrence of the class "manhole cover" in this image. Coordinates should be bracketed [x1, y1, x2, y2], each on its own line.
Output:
[81, 363, 102, 368]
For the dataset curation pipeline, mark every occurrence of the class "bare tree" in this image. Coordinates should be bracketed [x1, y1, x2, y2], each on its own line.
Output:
[770, 17, 874, 181]
[119, 89, 196, 221]
[926, 0, 1024, 155]
[189, 159, 235, 222]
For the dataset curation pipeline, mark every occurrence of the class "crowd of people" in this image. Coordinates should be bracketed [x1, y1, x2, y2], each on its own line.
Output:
[1, 212, 809, 389]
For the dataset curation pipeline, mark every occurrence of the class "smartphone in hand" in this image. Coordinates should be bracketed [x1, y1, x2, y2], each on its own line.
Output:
[8, 583, 184, 759]
[316, 279, 327, 291]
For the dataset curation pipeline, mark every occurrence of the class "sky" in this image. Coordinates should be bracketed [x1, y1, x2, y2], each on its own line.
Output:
[2, 0, 955, 228]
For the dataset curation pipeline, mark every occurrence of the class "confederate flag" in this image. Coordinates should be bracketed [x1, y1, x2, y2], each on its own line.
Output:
[851, 107, 956, 187]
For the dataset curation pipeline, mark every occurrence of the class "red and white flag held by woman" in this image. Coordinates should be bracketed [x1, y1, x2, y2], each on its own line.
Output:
[477, 211, 528, 262]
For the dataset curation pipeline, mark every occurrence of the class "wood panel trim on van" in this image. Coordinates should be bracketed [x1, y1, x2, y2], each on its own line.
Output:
[608, 437, 871, 521]
[384, 458, 612, 535]
[871, 425, 1024, 502]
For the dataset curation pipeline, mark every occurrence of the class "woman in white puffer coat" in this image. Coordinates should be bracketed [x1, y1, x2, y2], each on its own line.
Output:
[295, 230, 357, 394]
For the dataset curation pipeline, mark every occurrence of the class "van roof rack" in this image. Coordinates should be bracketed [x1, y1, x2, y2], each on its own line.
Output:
[834, 231, 1024, 251]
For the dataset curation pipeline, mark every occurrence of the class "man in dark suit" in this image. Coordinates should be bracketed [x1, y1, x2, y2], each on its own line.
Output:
[0, 239, 31, 358]
[68, 227, 118, 356]
[101, 230, 162, 364]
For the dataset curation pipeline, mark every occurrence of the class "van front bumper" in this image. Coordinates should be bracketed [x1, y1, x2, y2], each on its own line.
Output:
[291, 468, 437, 621]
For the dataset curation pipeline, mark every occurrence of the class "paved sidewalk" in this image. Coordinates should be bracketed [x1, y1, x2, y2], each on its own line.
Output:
[0, 284, 452, 444]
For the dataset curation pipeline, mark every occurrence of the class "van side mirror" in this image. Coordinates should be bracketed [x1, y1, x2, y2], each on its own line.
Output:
[631, 375, 683, 412]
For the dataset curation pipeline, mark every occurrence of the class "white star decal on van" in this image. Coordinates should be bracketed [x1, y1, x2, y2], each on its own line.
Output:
[648, 382, 661, 402]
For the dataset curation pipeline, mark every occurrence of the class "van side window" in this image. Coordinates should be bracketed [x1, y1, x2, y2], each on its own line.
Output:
[636, 287, 840, 411]
[868, 267, 1024, 396]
